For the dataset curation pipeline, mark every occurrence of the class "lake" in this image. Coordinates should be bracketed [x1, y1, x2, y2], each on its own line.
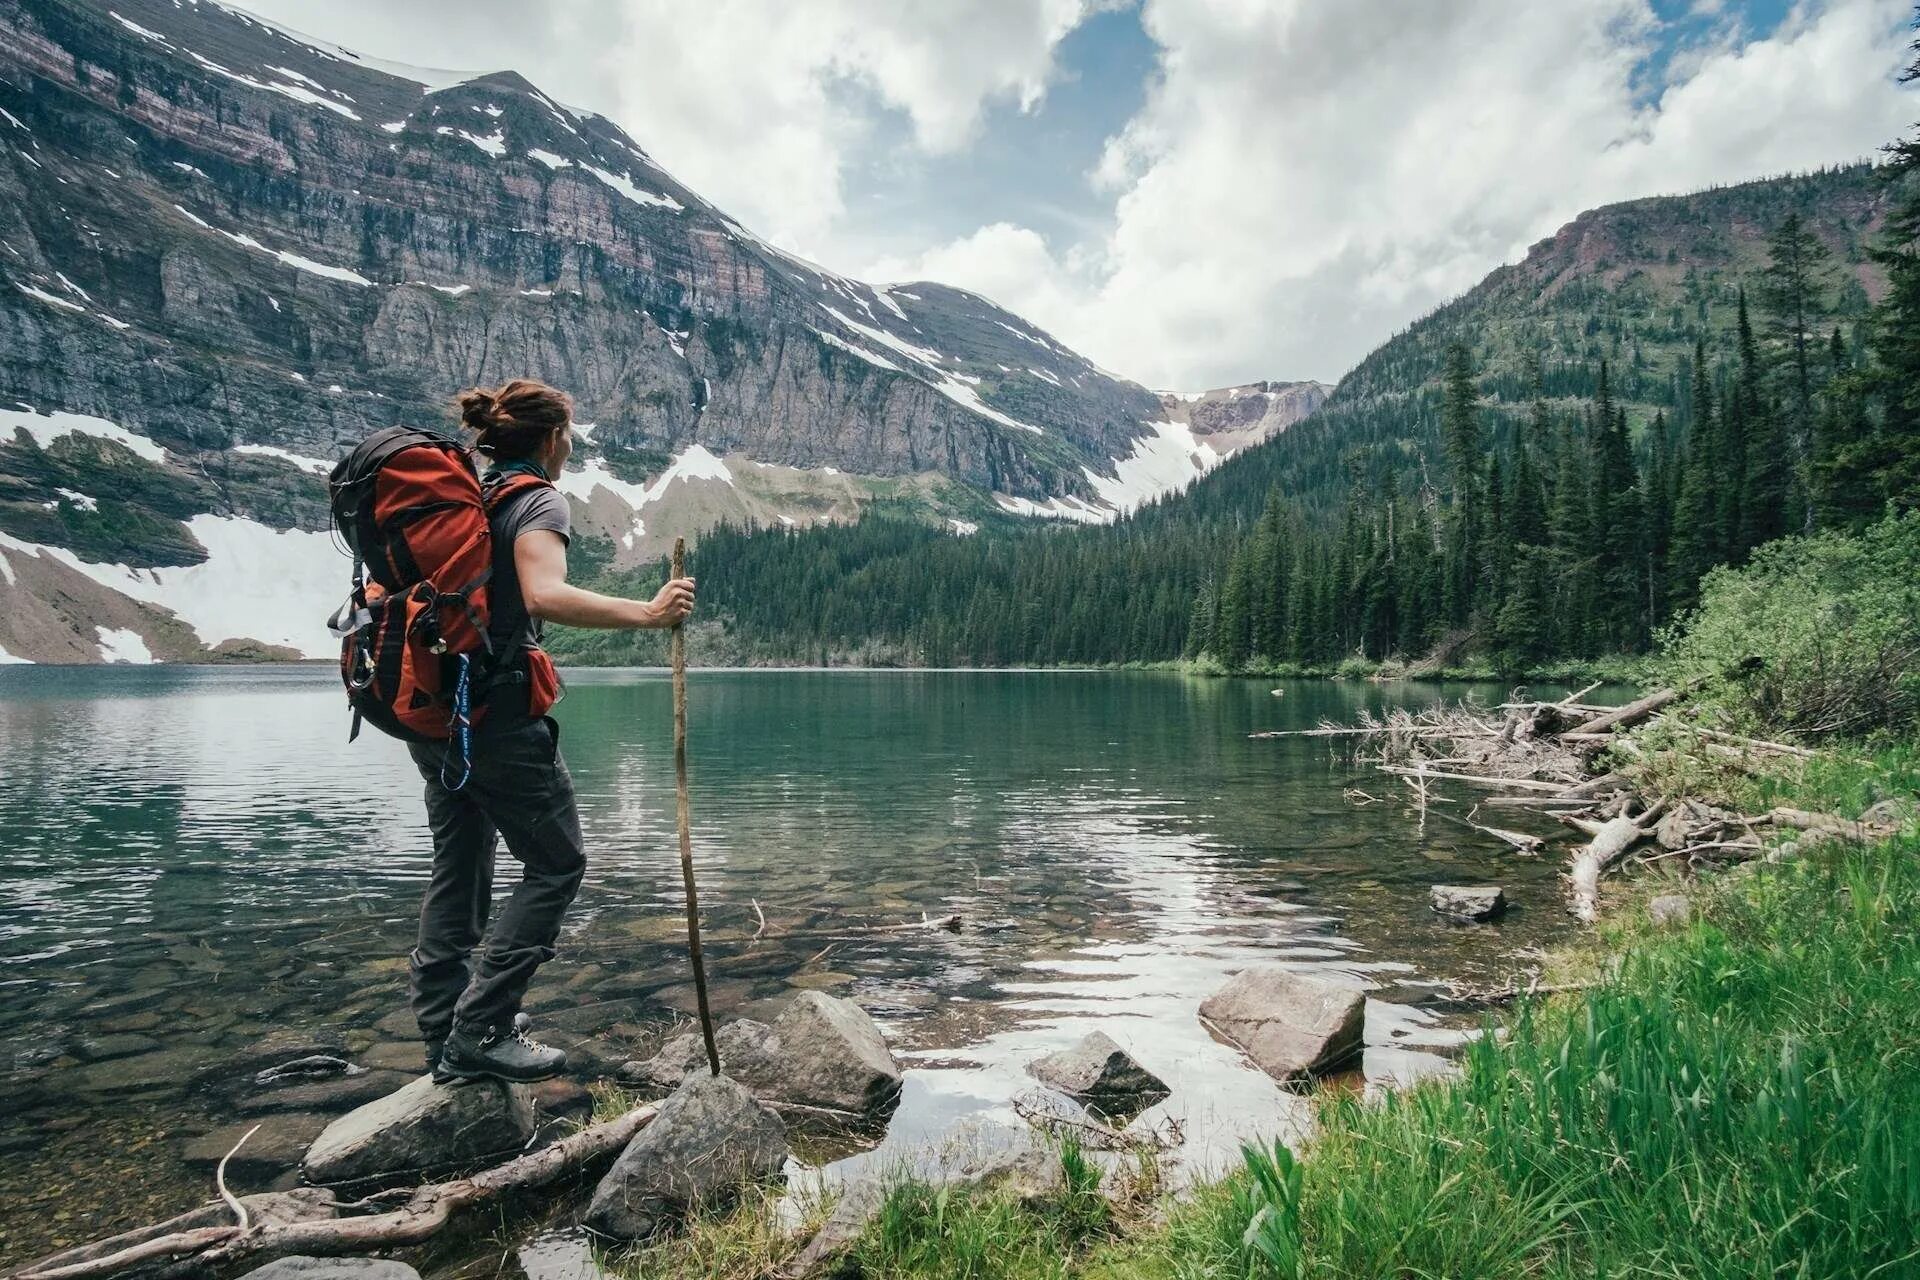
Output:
[0, 667, 1585, 1266]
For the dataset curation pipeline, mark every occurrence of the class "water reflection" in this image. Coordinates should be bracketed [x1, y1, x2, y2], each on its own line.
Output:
[0, 667, 1577, 1263]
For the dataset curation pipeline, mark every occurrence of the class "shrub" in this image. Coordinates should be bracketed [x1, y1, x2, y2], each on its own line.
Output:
[1655, 511, 1920, 741]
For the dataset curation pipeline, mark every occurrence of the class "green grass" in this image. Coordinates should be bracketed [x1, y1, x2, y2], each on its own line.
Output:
[1077, 833, 1920, 1280]
[782, 833, 1920, 1280]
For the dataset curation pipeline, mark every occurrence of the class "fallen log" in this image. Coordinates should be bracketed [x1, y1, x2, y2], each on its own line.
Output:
[13, 1104, 660, 1280]
[1375, 765, 1575, 793]
[1765, 807, 1871, 840]
[1564, 686, 1683, 736]
[1563, 805, 1661, 923]
[1559, 772, 1627, 799]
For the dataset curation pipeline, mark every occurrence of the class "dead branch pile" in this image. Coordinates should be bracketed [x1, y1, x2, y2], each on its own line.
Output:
[1254, 683, 1897, 921]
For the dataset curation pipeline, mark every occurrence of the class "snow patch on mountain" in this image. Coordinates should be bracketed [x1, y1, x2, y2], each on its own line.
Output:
[95, 626, 154, 664]
[993, 492, 1108, 523]
[1, 405, 168, 463]
[0, 517, 343, 657]
[1082, 420, 1221, 515]
[234, 443, 331, 474]
[581, 164, 684, 213]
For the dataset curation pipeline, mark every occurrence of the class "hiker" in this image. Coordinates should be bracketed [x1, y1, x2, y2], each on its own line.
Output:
[366, 379, 695, 1084]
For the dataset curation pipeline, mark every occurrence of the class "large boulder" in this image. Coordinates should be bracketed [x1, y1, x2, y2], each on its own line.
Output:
[237, 1260, 420, 1280]
[582, 1072, 788, 1241]
[1199, 967, 1366, 1084]
[300, 1075, 535, 1186]
[622, 992, 902, 1118]
[1027, 1031, 1168, 1115]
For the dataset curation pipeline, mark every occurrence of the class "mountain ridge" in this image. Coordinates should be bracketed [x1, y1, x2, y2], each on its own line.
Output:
[0, 0, 1313, 663]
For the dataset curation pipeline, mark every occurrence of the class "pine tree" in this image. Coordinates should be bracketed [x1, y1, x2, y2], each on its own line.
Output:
[1736, 291, 1792, 552]
[1670, 336, 1720, 613]
[1759, 212, 1834, 512]
[1586, 363, 1642, 651]
[1870, 112, 1920, 510]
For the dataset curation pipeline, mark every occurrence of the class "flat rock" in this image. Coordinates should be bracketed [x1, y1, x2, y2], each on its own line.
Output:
[184, 1114, 331, 1180]
[1430, 885, 1507, 921]
[622, 992, 902, 1118]
[72, 1032, 163, 1062]
[582, 1072, 788, 1241]
[1027, 1031, 1169, 1114]
[239, 1069, 416, 1116]
[300, 1074, 535, 1186]
[238, 1259, 421, 1280]
[1648, 894, 1692, 927]
[1199, 967, 1367, 1083]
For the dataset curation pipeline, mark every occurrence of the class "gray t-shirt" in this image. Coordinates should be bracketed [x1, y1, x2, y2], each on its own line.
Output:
[487, 483, 569, 655]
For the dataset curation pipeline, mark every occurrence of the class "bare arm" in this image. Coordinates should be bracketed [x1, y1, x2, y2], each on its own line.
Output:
[514, 529, 695, 630]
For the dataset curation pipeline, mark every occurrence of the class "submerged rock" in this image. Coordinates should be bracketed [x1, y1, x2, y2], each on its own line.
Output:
[1430, 885, 1507, 921]
[183, 1114, 331, 1181]
[583, 1072, 788, 1241]
[1027, 1031, 1169, 1114]
[621, 992, 902, 1118]
[237, 1259, 420, 1280]
[1199, 967, 1366, 1083]
[239, 1069, 414, 1116]
[300, 1074, 534, 1185]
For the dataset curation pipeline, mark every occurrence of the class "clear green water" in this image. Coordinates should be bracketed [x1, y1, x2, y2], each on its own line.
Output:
[0, 667, 1582, 1265]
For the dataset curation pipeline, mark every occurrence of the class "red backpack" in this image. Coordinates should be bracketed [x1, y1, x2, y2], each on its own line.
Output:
[327, 427, 562, 786]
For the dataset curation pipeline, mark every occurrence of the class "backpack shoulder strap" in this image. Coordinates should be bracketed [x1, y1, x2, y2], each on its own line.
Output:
[480, 470, 554, 515]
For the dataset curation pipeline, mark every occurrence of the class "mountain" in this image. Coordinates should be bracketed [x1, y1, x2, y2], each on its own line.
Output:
[0, 0, 1242, 663]
[1154, 164, 1889, 533]
[591, 163, 1896, 669]
[1157, 380, 1330, 456]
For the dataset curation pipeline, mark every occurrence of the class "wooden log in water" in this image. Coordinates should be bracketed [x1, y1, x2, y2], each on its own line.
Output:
[13, 1105, 661, 1280]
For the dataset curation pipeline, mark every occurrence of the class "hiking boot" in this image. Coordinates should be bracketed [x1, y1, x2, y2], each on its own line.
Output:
[423, 1036, 446, 1075]
[433, 1013, 566, 1084]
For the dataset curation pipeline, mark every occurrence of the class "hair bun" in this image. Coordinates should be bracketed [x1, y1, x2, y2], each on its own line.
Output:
[456, 388, 501, 435]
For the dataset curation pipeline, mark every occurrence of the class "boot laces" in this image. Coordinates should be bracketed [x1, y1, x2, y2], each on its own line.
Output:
[508, 1022, 551, 1052]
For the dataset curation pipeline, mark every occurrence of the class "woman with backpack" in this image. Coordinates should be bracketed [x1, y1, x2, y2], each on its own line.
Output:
[331, 378, 695, 1083]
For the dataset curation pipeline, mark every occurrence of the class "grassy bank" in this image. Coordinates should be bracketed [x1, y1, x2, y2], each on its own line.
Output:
[599, 748, 1918, 1280]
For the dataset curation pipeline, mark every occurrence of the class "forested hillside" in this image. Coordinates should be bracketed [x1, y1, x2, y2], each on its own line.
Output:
[554, 161, 1920, 672]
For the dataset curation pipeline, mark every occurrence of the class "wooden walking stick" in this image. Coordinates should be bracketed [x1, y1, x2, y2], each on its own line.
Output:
[671, 537, 721, 1077]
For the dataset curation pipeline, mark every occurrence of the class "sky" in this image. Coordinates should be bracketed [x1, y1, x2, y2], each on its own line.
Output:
[233, 0, 1916, 391]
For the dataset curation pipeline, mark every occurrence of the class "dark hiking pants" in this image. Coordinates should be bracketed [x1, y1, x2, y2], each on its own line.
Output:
[405, 716, 585, 1041]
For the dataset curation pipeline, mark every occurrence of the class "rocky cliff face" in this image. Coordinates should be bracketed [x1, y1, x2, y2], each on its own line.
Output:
[0, 0, 1265, 662]
[1157, 381, 1331, 455]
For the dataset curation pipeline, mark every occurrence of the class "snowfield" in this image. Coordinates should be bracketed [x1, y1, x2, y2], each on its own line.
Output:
[0, 517, 345, 659]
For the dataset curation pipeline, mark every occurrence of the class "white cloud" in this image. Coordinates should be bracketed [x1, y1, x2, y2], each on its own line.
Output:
[866, 0, 1914, 389]
[231, 0, 1095, 256]
[588, 0, 1094, 253]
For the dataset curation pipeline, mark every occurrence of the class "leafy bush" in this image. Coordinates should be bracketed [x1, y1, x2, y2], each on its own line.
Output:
[1655, 511, 1920, 740]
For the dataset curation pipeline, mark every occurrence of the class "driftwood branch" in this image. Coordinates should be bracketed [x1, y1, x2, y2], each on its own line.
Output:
[1565, 686, 1682, 736]
[1562, 805, 1661, 923]
[14, 1105, 660, 1280]
[215, 1125, 260, 1232]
